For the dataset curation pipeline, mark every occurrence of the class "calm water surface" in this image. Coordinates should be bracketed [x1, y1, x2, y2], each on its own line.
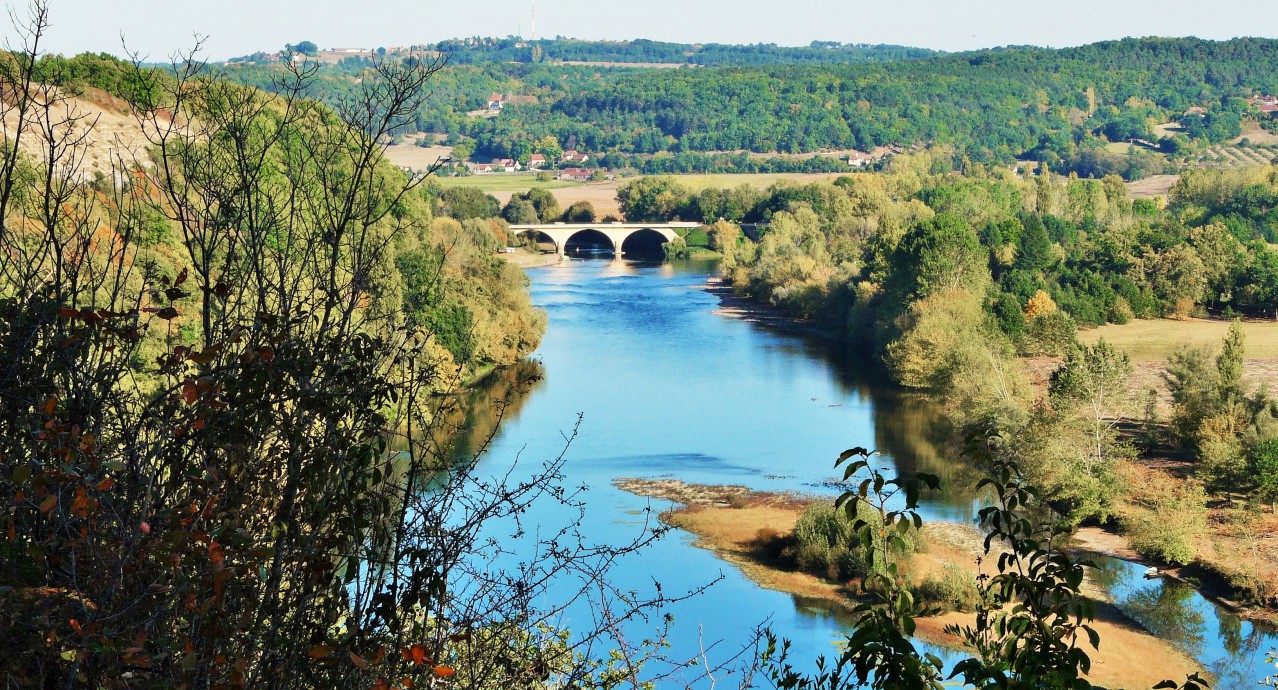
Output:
[459, 258, 1275, 689]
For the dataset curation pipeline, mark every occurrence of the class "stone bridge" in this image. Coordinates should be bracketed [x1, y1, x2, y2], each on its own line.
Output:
[509, 222, 703, 258]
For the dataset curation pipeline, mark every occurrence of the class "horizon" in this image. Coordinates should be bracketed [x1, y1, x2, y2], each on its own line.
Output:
[26, 0, 1278, 62]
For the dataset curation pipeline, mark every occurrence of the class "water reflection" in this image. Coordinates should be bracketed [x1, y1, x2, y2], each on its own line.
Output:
[1093, 557, 1275, 687]
[452, 258, 1275, 689]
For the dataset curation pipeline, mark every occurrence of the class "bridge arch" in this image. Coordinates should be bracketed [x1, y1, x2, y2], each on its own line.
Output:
[564, 228, 617, 257]
[515, 229, 561, 254]
[620, 228, 672, 259]
[507, 222, 701, 259]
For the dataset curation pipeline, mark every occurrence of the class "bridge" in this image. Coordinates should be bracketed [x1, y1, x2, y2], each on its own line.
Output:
[509, 222, 703, 258]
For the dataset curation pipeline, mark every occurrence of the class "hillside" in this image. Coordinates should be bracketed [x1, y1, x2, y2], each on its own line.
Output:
[211, 36, 1278, 179]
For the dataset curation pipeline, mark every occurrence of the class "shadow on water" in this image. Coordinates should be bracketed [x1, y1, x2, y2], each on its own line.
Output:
[445, 257, 1277, 688]
[717, 302, 987, 524]
[430, 359, 547, 465]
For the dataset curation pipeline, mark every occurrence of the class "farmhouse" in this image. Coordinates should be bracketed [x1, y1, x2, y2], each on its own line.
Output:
[528, 154, 547, 169]
[497, 158, 522, 172]
[487, 93, 505, 110]
[558, 167, 592, 181]
[847, 151, 873, 167]
[470, 163, 494, 174]
[561, 150, 590, 164]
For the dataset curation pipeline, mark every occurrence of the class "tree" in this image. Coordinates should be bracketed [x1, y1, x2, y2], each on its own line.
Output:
[0, 9, 678, 688]
[887, 213, 989, 303]
[1049, 339, 1134, 470]
[562, 200, 597, 222]
[616, 176, 691, 221]
[288, 40, 318, 55]
[1217, 320, 1246, 403]
[502, 196, 540, 224]
[762, 446, 1209, 690]
[439, 186, 501, 219]
[1253, 438, 1278, 512]
[1015, 215, 1053, 273]
[534, 134, 563, 163]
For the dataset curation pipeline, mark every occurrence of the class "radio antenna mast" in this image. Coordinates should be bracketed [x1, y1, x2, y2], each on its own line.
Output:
[531, 0, 537, 41]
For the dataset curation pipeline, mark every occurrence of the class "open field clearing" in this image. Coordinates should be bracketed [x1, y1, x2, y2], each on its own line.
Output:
[432, 172, 854, 219]
[381, 134, 453, 171]
[1079, 318, 1278, 361]
[1125, 174, 1179, 198]
[1233, 127, 1278, 145]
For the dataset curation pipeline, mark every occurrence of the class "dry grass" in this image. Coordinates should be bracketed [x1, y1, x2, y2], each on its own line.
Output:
[1078, 318, 1278, 362]
[1233, 127, 1278, 146]
[1, 87, 161, 181]
[382, 133, 452, 171]
[1125, 174, 1179, 199]
[430, 172, 853, 220]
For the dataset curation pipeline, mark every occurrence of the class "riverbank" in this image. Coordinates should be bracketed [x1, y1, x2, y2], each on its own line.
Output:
[702, 276, 840, 340]
[616, 478, 1202, 689]
[500, 248, 563, 269]
[700, 277, 1278, 625]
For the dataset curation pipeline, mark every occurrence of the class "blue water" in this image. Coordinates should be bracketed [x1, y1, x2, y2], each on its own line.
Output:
[461, 258, 1275, 689]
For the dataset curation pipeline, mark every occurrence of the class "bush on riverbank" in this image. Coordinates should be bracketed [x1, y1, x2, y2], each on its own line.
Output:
[786, 502, 922, 581]
[914, 563, 982, 613]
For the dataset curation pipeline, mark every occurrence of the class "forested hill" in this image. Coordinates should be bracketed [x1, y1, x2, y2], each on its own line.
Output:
[458, 37, 1278, 168]
[217, 36, 1278, 178]
[426, 37, 938, 66]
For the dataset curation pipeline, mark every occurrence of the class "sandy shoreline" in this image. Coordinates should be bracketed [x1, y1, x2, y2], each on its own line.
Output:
[615, 478, 1203, 689]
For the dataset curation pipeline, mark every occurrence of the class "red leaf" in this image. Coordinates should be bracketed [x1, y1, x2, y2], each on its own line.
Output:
[39, 495, 58, 514]
[139, 522, 151, 535]
[432, 666, 454, 677]
[401, 644, 429, 666]
[308, 645, 333, 660]
[155, 307, 180, 320]
[209, 541, 224, 566]
[42, 396, 58, 416]
[174, 267, 188, 287]
[349, 651, 369, 670]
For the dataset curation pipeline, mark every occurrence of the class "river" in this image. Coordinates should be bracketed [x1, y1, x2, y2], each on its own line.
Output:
[455, 257, 1275, 689]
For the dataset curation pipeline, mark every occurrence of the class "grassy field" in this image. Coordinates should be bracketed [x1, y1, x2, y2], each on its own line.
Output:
[1079, 318, 1278, 361]
[429, 171, 853, 219]
[433, 175, 581, 192]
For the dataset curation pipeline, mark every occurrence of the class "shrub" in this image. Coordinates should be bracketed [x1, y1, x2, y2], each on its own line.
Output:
[914, 563, 981, 613]
[1020, 310, 1078, 356]
[789, 501, 919, 581]
[1122, 470, 1207, 566]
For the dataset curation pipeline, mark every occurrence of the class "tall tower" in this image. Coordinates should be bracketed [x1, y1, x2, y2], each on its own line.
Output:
[531, 0, 537, 41]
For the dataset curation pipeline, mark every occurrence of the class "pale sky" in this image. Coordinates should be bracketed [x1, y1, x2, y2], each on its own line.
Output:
[17, 0, 1278, 62]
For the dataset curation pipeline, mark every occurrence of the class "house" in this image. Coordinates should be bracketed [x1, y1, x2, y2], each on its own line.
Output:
[1246, 96, 1278, 115]
[527, 154, 547, 169]
[497, 158, 522, 172]
[559, 167, 592, 182]
[560, 150, 589, 164]
[470, 163, 494, 174]
[1182, 106, 1207, 117]
[487, 93, 505, 111]
[847, 151, 873, 168]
